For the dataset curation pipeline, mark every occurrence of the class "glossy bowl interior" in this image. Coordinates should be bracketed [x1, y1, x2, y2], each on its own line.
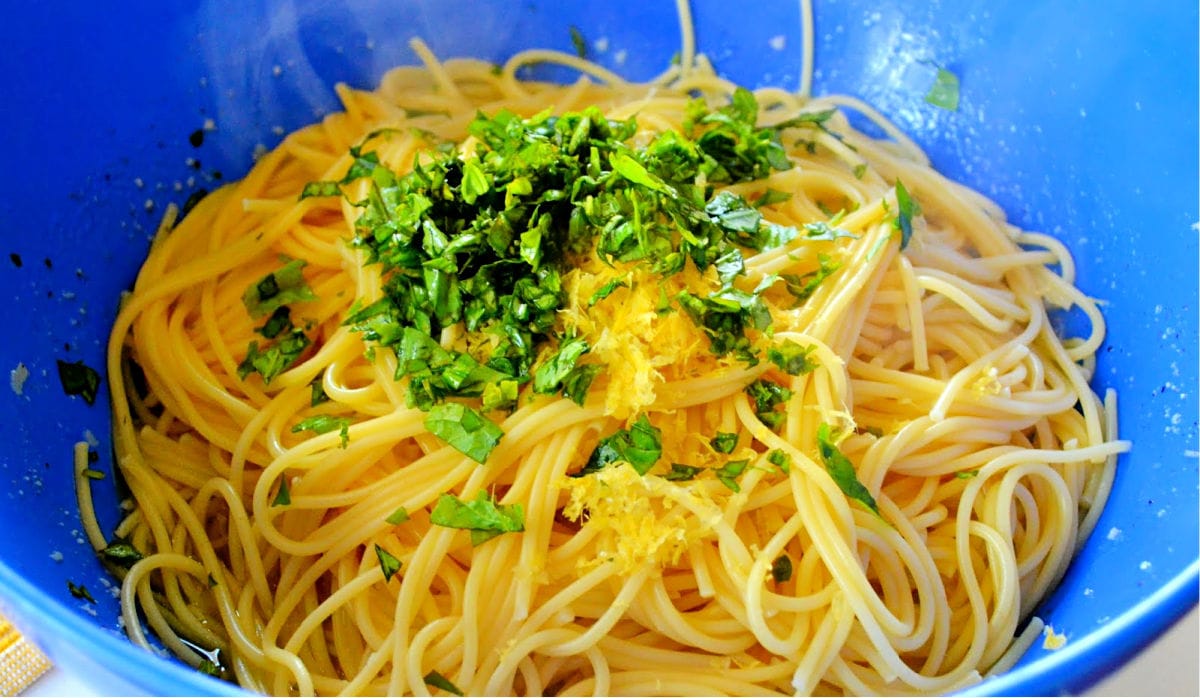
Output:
[0, 1, 1196, 695]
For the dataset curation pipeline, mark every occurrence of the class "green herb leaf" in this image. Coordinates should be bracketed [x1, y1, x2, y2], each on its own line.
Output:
[292, 415, 352, 449]
[588, 278, 628, 306]
[579, 414, 663, 477]
[310, 373, 330, 406]
[237, 328, 312, 385]
[561, 364, 602, 407]
[801, 220, 856, 241]
[424, 670, 465, 696]
[101, 537, 144, 568]
[198, 658, 221, 677]
[242, 259, 317, 319]
[424, 403, 504, 463]
[955, 469, 980, 480]
[385, 506, 410, 525]
[273, 477, 291, 507]
[568, 25, 587, 59]
[924, 67, 960, 111]
[429, 490, 525, 546]
[67, 580, 96, 604]
[781, 253, 840, 304]
[375, 544, 401, 582]
[299, 180, 342, 200]
[767, 340, 819, 376]
[533, 336, 590, 395]
[256, 306, 294, 339]
[767, 449, 792, 475]
[816, 423, 880, 516]
[57, 359, 101, 406]
[710, 432, 738, 454]
[664, 463, 704, 481]
[745, 379, 793, 429]
[753, 189, 792, 207]
[715, 459, 750, 492]
[771, 553, 793, 583]
[893, 179, 918, 250]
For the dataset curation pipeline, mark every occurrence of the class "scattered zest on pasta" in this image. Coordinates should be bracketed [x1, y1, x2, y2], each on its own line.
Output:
[93, 10, 1129, 698]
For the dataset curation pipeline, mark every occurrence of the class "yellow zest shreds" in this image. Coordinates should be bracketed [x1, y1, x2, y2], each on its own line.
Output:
[560, 464, 721, 573]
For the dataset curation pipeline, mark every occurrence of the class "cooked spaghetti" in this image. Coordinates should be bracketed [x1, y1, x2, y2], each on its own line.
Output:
[90, 7, 1127, 696]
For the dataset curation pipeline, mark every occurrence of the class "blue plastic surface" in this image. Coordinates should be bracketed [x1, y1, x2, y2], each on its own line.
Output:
[0, 1, 1195, 695]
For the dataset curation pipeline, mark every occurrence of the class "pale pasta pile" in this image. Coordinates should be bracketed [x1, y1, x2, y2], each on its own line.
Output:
[88, 16, 1127, 698]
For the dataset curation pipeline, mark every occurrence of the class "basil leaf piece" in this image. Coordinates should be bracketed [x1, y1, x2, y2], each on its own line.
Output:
[385, 506, 410, 525]
[533, 335, 590, 395]
[424, 670, 465, 697]
[575, 413, 663, 477]
[771, 553, 793, 583]
[101, 537, 144, 569]
[310, 373, 330, 406]
[745, 379, 792, 429]
[767, 449, 792, 475]
[429, 491, 525, 546]
[237, 328, 311, 385]
[292, 415, 351, 448]
[955, 469, 980, 480]
[816, 423, 881, 516]
[710, 432, 738, 454]
[924, 67, 960, 111]
[198, 658, 221, 676]
[781, 253, 840, 304]
[424, 403, 504, 464]
[57, 359, 101, 406]
[665, 463, 704, 481]
[715, 459, 750, 492]
[67, 581, 96, 603]
[242, 259, 317, 319]
[256, 306, 293, 339]
[561, 364, 602, 407]
[299, 181, 341, 200]
[375, 544, 401, 582]
[272, 477, 291, 507]
[894, 179, 918, 250]
[767, 340, 819, 376]
[588, 278, 628, 306]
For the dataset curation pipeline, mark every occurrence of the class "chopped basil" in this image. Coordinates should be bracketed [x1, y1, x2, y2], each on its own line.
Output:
[237, 328, 311, 385]
[429, 491, 525, 546]
[576, 414, 662, 477]
[242, 259, 317, 319]
[299, 180, 342, 200]
[198, 658, 221, 677]
[955, 469, 980, 480]
[256, 306, 293, 339]
[385, 506, 410, 525]
[588, 278, 628, 306]
[272, 477, 291, 507]
[533, 335, 590, 396]
[57, 359, 101, 406]
[292, 415, 351, 448]
[67, 580, 96, 604]
[568, 25, 587, 59]
[424, 403, 504, 463]
[771, 553, 793, 583]
[715, 459, 750, 492]
[710, 432, 738, 454]
[767, 340, 819, 376]
[745, 379, 792, 429]
[424, 670, 465, 696]
[375, 544, 401, 582]
[893, 179, 918, 250]
[101, 537, 144, 568]
[816, 423, 880, 516]
[924, 67, 960, 111]
[664, 463, 704, 481]
[781, 253, 840, 303]
[561, 364, 602, 407]
[310, 373, 330, 406]
[767, 449, 792, 474]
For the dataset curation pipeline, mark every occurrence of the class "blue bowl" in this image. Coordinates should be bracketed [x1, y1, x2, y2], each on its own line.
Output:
[0, 1, 1195, 695]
